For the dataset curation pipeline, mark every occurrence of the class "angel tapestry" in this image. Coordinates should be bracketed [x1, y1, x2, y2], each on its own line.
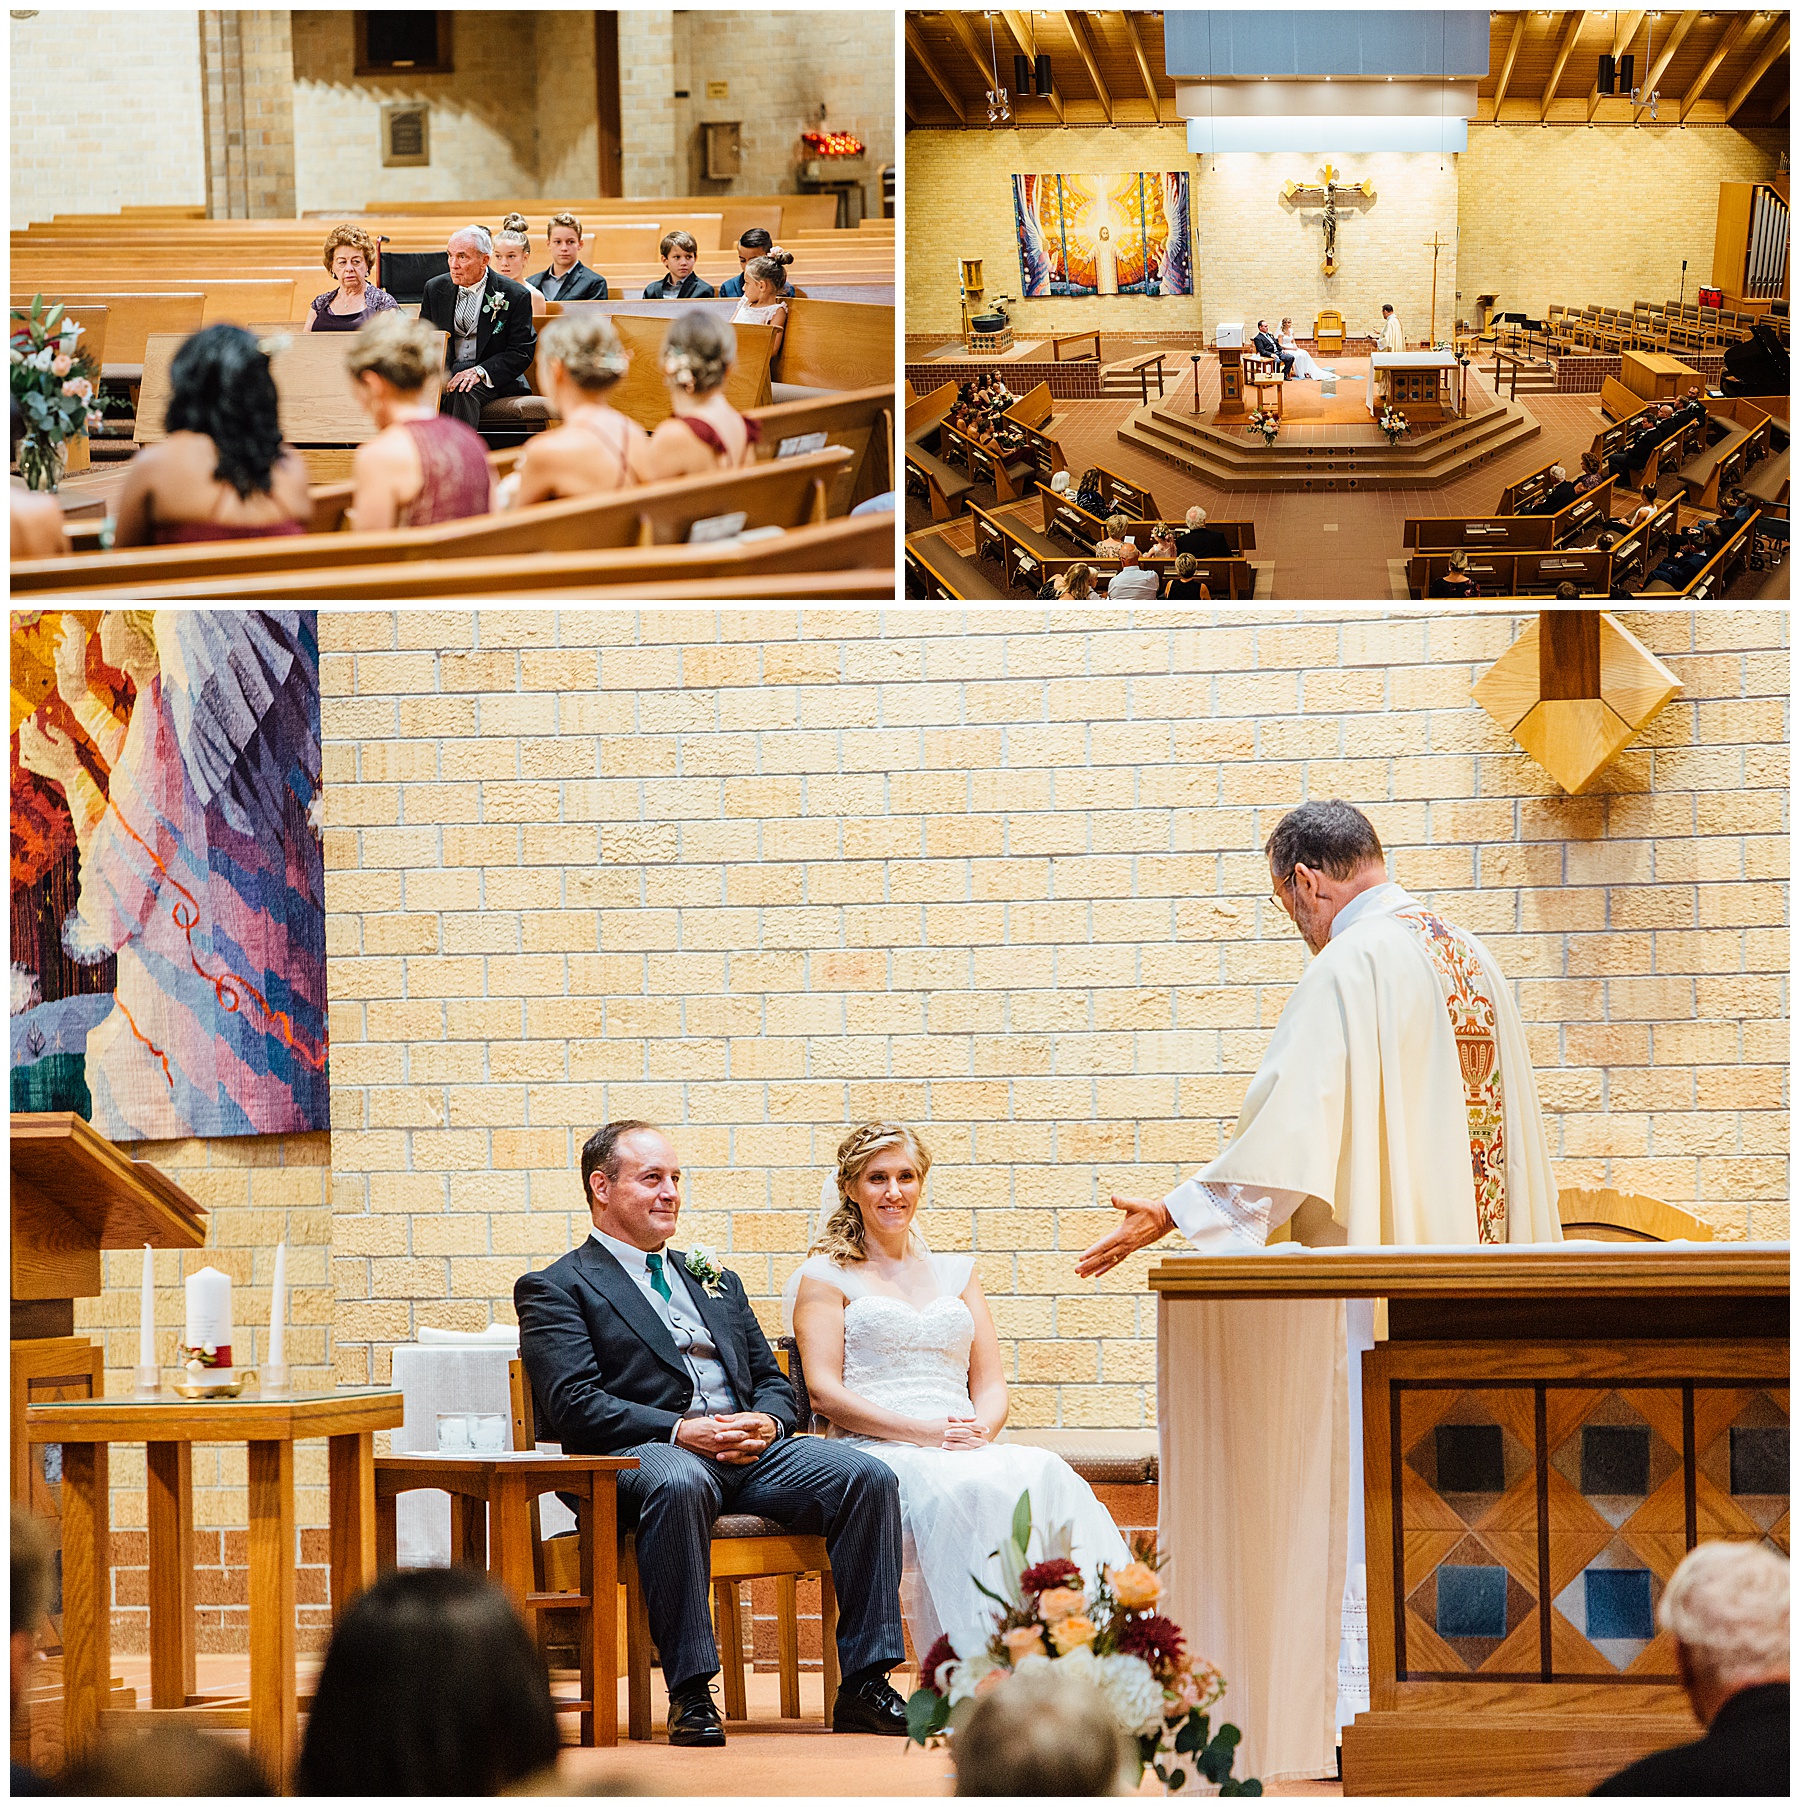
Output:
[11, 610, 328, 1138]
[1014, 171, 1191, 299]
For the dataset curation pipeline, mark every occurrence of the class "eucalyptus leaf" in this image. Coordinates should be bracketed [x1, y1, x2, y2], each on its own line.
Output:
[1010, 1488, 1033, 1556]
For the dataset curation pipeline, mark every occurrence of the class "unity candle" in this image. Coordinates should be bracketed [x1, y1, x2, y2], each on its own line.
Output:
[184, 1265, 233, 1370]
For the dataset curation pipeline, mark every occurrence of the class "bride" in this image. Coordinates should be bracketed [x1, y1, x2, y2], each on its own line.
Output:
[1278, 316, 1331, 381]
[787, 1121, 1130, 1659]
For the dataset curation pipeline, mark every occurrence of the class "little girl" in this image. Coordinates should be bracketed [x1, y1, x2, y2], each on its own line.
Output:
[730, 251, 794, 367]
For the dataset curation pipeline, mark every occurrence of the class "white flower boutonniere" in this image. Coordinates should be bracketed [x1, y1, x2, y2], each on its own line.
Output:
[483, 289, 510, 324]
[683, 1244, 725, 1299]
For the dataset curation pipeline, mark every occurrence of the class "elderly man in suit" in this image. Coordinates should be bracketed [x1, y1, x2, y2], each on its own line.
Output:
[515, 1120, 909, 1748]
[418, 225, 537, 431]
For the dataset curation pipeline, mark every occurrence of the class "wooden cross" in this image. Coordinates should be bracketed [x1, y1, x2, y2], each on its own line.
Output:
[1281, 163, 1376, 276]
[1422, 231, 1450, 346]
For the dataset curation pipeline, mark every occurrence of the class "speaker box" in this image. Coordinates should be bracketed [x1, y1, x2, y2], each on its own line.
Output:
[1036, 54, 1053, 96]
[1618, 55, 1634, 91]
[1597, 54, 1616, 95]
[1015, 54, 1031, 96]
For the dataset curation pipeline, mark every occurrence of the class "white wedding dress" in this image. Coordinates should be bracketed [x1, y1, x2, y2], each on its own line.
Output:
[1279, 332, 1330, 381]
[787, 1251, 1131, 1656]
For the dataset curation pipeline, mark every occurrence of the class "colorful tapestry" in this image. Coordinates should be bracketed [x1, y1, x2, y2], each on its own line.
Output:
[11, 610, 328, 1138]
[1013, 171, 1192, 299]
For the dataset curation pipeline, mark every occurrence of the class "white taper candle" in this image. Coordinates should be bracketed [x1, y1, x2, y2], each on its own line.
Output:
[267, 1241, 288, 1387]
[136, 1244, 159, 1390]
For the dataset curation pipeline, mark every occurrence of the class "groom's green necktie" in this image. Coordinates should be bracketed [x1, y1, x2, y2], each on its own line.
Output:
[646, 1251, 673, 1304]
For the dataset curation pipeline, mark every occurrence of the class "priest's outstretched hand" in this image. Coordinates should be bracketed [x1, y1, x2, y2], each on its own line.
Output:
[1074, 1194, 1176, 1280]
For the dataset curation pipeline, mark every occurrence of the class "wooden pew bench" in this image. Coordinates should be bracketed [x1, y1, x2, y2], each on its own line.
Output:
[904, 442, 975, 521]
[1678, 401, 1773, 512]
[1604, 494, 1684, 592]
[1085, 465, 1160, 522]
[1497, 460, 1559, 516]
[1038, 489, 1256, 556]
[1636, 511, 1760, 599]
[1743, 447, 1789, 508]
[905, 379, 956, 444]
[1032, 550, 1257, 599]
[904, 532, 1008, 600]
[938, 419, 1035, 503]
[744, 383, 894, 513]
[1406, 549, 1615, 598]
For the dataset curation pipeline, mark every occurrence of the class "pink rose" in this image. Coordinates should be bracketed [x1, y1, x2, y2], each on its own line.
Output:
[61, 377, 91, 402]
[50, 354, 71, 377]
[975, 1667, 1007, 1696]
[1002, 1626, 1048, 1664]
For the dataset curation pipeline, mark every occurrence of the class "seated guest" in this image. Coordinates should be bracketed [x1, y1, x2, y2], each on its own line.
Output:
[953, 1666, 1125, 1797]
[490, 217, 548, 320]
[1164, 551, 1210, 600]
[418, 225, 537, 433]
[10, 401, 66, 559]
[644, 229, 716, 300]
[637, 313, 758, 481]
[1647, 520, 1721, 590]
[12, 1508, 53, 1795]
[1143, 525, 1178, 559]
[61, 1724, 271, 1797]
[1104, 545, 1159, 600]
[514, 1120, 909, 1745]
[1572, 451, 1604, 496]
[299, 1568, 561, 1793]
[346, 315, 494, 530]
[1094, 515, 1130, 559]
[1530, 465, 1576, 515]
[511, 313, 646, 507]
[1619, 480, 1661, 532]
[1073, 466, 1106, 514]
[719, 226, 775, 298]
[1176, 504, 1230, 561]
[529, 211, 609, 302]
[112, 326, 310, 546]
[1593, 1541, 1787, 1797]
[303, 224, 400, 333]
[730, 253, 794, 366]
[1554, 581, 1581, 598]
[1039, 562, 1095, 601]
[1428, 547, 1480, 599]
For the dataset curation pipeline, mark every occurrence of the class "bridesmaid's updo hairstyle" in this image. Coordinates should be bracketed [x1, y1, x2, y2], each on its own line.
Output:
[345, 313, 444, 395]
[814, 1122, 933, 1263]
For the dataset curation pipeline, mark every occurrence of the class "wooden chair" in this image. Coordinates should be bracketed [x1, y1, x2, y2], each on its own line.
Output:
[1557, 1188, 1715, 1242]
[512, 1346, 840, 1741]
[1314, 308, 1345, 356]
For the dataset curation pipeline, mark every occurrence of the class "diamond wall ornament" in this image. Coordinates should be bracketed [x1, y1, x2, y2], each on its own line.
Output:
[1472, 611, 1682, 794]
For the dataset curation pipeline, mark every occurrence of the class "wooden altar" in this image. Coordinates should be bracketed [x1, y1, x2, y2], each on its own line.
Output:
[1151, 1247, 1789, 1796]
[1368, 351, 1460, 421]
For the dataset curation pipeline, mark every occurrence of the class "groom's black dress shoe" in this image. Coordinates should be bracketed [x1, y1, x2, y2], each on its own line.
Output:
[667, 1681, 727, 1747]
[832, 1669, 909, 1736]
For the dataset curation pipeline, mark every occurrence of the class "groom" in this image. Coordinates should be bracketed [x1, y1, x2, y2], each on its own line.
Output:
[1252, 319, 1294, 378]
[515, 1120, 909, 1747]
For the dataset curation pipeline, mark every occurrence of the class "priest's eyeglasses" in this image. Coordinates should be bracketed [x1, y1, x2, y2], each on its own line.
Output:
[1272, 869, 1297, 901]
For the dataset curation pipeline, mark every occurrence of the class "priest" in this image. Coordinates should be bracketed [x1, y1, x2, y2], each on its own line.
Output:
[1372, 302, 1404, 407]
[1076, 799, 1561, 1780]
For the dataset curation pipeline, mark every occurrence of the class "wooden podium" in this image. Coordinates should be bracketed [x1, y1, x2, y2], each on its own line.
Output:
[1216, 344, 1249, 419]
[1152, 1247, 1789, 1796]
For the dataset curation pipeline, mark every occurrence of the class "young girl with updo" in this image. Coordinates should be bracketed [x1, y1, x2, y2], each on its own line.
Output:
[490, 216, 548, 319]
[636, 312, 761, 482]
[729, 252, 794, 366]
[509, 313, 647, 506]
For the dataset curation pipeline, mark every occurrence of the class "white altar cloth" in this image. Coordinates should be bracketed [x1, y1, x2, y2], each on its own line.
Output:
[1366, 350, 1460, 415]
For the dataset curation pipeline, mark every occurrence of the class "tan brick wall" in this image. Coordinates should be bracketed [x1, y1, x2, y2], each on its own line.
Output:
[319, 610, 1788, 1441]
[536, 14, 600, 199]
[200, 10, 297, 220]
[72, 1133, 336, 1650]
[620, 11, 680, 198]
[9, 11, 207, 227]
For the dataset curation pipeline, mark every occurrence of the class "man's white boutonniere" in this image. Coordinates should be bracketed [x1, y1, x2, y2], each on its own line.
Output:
[683, 1244, 725, 1299]
[483, 289, 509, 324]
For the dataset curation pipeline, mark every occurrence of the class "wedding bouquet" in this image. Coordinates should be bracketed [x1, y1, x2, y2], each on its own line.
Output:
[1245, 407, 1279, 447]
[1377, 405, 1409, 446]
[906, 1492, 1261, 1794]
[10, 296, 103, 491]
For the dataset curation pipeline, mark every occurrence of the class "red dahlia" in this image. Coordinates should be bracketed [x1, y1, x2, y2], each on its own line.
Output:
[918, 1632, 957, 1693]
[1019, 1558, 1082, 1595]
[1116, 1612, 1186, 1677]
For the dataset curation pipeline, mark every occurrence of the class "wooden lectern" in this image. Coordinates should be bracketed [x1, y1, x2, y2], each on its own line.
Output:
[1216, 344, 1249, 420]
[1152, 1247, 1789, 1796]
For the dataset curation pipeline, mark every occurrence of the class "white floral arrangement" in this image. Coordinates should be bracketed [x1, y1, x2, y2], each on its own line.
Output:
[683, 1244, 725, 1298]
[1378, 405, 1409, 445]
[1245, 406, 1280, 446]
[907, 1491, 1261, 1794]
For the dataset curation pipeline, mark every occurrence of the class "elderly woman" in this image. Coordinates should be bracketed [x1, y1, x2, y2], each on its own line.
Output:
[636, 312, 758, 481]
[491, 216, 548, 320]
[346, 314, 493, 530]
[304, 225, 400, 333]
[510, 313, 647, 506]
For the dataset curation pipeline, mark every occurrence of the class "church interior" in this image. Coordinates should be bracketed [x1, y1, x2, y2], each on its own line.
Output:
[904, 7, 1790, 602]
[9, 9, 897, 600]
[10, 604, 1788, 1796]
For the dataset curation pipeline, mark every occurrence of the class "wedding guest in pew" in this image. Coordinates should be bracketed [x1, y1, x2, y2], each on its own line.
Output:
[1527, 464, 1576, 515]
[1094, 516, 1131, 559]
[1572, 451, 1605, 496]
[636, 313, 757, 481]
[112, 325, 310, 547]
[1176, 504, 1230, 561]
[1143, 524, 1178, 560]
[1104, 545, 1159, 601]
[1164, 551, 1210, 600]
[529, 211, 609, 303]
[303, 224, 400, 334]
[1037, 562, 1096, 602]
[491, 217, 548, 321]
[345, 314, 494, 530]
[1617, 480, 1661, 534]
[418, 225, 537, 432]
[10, 400, 66, 559]
[643, 229, 717, 300]
[719, 226, 775, 299]
[508, 313, 646, 507]
[730, 254, 794, 367]
[1427, 547, 1481, 599]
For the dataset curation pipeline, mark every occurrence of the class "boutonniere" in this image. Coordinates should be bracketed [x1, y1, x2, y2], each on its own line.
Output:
[483, 289, 510, 323]
[683, 1244, 725, 1299]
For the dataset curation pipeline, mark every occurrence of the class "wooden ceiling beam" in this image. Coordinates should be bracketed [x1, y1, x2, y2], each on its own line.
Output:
[1723, 20, 1789, 124]
[1589, 10, 1646, 120]
[945, 9, 1006, 101]
[1121, 10, 1164, 117]
[1066, 11, 1115, 123]
[1492, 13, 1528, 114]
[906, 20, 968, 126]
[1541, 11, 1588, 122]
[1770, 82, 1789, 123]
[1000, 9, 1065, 124]
[1680, 10, 1753, 122]
[1631, 10, 1698, 123]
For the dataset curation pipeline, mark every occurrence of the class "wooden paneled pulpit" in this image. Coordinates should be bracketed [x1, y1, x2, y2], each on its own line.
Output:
[1216, 344, 1249, 420]
[1152, 1247, 1788, 1796]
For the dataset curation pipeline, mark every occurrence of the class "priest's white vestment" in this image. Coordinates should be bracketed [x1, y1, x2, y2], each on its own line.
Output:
[1373, 312, 1405, 402]
[1155, 883, 1560, 1782]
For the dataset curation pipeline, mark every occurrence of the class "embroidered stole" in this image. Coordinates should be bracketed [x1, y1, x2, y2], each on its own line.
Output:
[1392, 908, 1506, 1244]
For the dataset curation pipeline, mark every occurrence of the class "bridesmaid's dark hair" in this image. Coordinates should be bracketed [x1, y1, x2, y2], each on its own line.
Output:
[164, 324, 284, 499]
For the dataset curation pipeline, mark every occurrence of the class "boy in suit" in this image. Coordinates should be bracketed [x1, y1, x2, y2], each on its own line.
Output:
[417, 226, 537, 431]
[644, 230, 717, 300]
[529, 211, 609, 302]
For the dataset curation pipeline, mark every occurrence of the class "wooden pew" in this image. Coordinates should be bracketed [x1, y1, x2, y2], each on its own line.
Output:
[1677, 400, 1773, 512]
[358, 193, 847, 233]
[904, 442, 975, 522]
[13, 292, 202, 392]
[1031, 549, 1257, 599]
[1743, 447, 1789, 508]
[1086, 465, 1160, 521]
[939, 419, 1035, 503]
[744, 383, 895, 512]
[601, 314, 774, 427]
[1404, 513, 1555, 553]
[771, 299, 895, 393]
[1042, 490, 1255, 554]
[1605, 493, 1683, 592]
[905, 380, 956, 442]
[904, 532, 1010, 600]
[13, 446, 854, 597]
[1406, 549, 1615, 598]
[1497, 460, 1559, 516]
[1637, 511, 1761, 599]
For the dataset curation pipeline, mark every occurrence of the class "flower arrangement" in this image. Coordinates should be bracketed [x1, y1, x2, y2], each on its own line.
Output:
[1246, 407, 1279, 447]
[683, 1244, 725, 1298]
[1377, 404, 1409, 446]
[907, 1492, 1261, 1794]
[801, 129, 864, 157]
[11, 296, 103, 491]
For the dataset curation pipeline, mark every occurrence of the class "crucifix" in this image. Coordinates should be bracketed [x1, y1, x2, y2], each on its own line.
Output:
[1422, 231, 1450, 347]
[1280, 162, 1376, 277]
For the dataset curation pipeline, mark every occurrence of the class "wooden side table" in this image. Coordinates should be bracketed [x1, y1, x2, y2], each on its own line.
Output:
[26, 1388, 403, 1790]
[374, 1452, 636, 1747]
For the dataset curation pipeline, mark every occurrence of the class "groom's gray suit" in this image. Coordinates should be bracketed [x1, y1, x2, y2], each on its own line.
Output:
[515, 1234, 906, 1693]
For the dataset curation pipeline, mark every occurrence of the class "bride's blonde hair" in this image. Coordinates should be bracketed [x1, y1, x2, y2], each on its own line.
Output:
[811, 1121, 932, 1264]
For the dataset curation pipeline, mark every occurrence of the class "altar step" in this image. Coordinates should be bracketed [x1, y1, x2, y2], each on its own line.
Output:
[1116, 395, 1542, 492]
[1478, 357, 1559, 394]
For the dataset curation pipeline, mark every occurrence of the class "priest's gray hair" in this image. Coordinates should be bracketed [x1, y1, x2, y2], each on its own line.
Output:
[1265, 800, 1385, 880]
[449, 225, 493, 257]
[1185, 505, 1207, 526]
[1658, 1541, 1788, 1690]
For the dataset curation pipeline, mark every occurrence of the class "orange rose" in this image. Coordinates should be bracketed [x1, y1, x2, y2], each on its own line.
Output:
[1036, 1586, 1087, 1623]
[1109, 1561, 1162, 1610]
[1049, 1614, 1097, 1654]
[1003, 1625, 1048, 1664]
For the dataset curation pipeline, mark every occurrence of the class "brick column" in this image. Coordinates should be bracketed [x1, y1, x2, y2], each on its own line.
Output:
[200, 9, 296, 219]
